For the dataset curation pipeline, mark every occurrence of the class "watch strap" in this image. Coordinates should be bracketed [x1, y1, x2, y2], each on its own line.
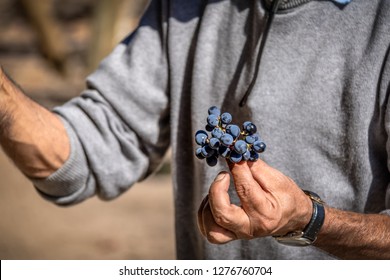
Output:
[273, 190, 325, 246]
[301, 190, 325, 242]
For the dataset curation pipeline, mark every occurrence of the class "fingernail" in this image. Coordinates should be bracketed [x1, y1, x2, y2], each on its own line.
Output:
[214, 172, 226, 182]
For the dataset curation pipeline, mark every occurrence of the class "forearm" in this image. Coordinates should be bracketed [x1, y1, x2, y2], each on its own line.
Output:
[0, 67, 69, 178]
[315, 206, 390, 259]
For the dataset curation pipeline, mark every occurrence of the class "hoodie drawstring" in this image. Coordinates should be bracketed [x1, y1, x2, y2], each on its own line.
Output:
[239, 0, 283, 107]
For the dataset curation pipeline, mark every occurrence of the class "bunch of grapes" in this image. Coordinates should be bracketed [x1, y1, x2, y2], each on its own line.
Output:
[194, 106, 266, 166]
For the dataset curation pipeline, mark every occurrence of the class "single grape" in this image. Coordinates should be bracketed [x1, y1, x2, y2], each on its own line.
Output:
[195, 130, 208, 145]
[205, 124, 214, 132]
[245, 135, 256, 144]
[253, 140, 266, 153]
[243, 121, 251, 130]
[211, 127, 224, 139]
[249, 150, 259, 161]
[220, 133, 234, 146]
[220, 112, 232, 124]
[209, 137, 221, 149]
[243, 121, 257, 134]
[195, 147, 205, 159]
[229, 151, 242, 163]
[208, 106, 221, 116]
[206, 155, 218, 167]
[245, 133, 260, 144]
[226, 124, 241, 139]
[207, 114, 219, 127]
[242, 150, 251, 161]
[234, 140, 248, 154]
[218, 146, 231, 158]
[201, 144, 215, 158]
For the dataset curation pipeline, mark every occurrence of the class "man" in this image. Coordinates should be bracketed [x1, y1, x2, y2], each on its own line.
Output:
[1, 0, 390, 259]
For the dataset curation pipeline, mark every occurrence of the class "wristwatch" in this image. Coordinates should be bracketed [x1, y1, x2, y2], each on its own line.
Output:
[274, 190, 325, 246]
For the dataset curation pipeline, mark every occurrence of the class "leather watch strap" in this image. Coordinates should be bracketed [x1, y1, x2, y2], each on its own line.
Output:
[302, 190, 325, 242]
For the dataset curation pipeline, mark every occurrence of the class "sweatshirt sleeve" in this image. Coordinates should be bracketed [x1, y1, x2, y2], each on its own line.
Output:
[32, 0, 171, 205]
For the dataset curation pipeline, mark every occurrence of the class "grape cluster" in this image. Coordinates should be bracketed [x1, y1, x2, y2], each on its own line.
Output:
[195, 106, 266, 166]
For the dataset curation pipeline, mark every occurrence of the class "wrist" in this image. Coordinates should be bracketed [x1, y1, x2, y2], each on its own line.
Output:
[275, 190, 326, 246]
[297, 191, 314, 231]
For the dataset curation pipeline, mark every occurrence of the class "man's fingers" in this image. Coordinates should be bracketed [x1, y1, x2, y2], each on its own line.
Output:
[248, 158, 287, 192]
[197, 192, 236, 244]
[202, 200, 237, 244]
[208, 171, 250, 233]
[228, 161, 266, 208]
[228, 160, 256, 186]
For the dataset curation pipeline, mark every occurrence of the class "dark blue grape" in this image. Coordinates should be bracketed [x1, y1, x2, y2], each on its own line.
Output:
[209, 137, 221, 149]
[221, 133, 234, 146]
[234, 140, 248, 154]
[208, 106, 221, 116]
[206, 155, 218, 167]
[245, 133, 259, 144]
[253, 140, 266, 153]
[243, 121, 257, 134]
[201, 144, 215, 158]
[229, 151, 242, 163]
[196, 147, 205, 159]
[195, 130, 208, 145]
[243, 121, 251, 130]
[207, 114, 219, 127]
[205, 124, 214, 132]
[218, 146, 231, 158]
[212, 127, 224, 139]
[242, 150, 251, 161]
[249, 150, 259, 161]
[221, 112, 232, 124]
[245, 135, 256, 144]
[226, 124, 241, 139]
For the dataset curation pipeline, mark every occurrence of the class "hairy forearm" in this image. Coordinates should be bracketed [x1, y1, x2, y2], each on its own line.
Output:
[0, 67, 69, 178]
[315, 206, 390, 259]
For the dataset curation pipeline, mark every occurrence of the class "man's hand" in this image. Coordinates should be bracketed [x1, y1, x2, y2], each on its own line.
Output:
[197, 159, 313, 244]
[197, 158, 390, 259]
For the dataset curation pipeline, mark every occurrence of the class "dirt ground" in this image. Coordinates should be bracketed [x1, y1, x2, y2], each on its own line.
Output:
[0, 0, 176, 260]
[0, 150, 175, 260]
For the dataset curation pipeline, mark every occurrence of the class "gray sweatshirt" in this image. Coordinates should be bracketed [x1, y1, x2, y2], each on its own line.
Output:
[33, 0, 390, 259]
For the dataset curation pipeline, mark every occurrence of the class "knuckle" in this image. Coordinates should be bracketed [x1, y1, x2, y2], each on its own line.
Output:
[212, 207, 236, 228]
[235, 181, 253, 197]
[213, 211, 231, 227]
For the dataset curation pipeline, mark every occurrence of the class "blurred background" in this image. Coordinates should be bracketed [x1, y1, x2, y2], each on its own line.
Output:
[0, 0, 176, 259]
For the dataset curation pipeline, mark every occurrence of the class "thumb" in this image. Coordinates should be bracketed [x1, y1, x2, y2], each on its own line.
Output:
[208, 171, 249, 233]
[209, 171, 231, 207]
